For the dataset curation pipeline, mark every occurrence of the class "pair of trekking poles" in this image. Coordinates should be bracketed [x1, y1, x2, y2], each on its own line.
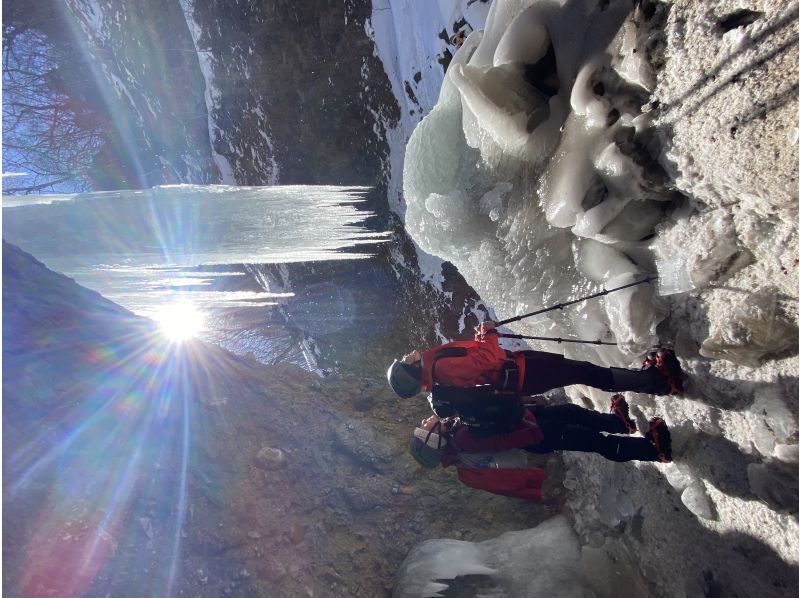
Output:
[484, 276, 657, 346]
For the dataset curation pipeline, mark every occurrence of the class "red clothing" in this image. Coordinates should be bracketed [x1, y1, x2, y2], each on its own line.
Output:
[420, 330, 526, 393]
[456, 467, 547, 502]
[439, 409, 547, 502]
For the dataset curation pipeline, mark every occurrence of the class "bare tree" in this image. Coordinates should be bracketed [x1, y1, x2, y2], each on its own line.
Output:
[3, 21, 105, 194]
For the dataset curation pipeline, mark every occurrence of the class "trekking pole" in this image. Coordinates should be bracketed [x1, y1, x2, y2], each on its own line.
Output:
[498, 333, 617, 346]
[494, 276, 657, 327]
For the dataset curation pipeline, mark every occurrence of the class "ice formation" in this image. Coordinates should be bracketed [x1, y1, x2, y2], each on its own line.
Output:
[663, 462, 713, 520]
[393, 516, 648, 598]
[746, 387, 798, 458]
[403, 0, 684, 365]
[3, 185, 386, 317]
[700, 288, 798, 367]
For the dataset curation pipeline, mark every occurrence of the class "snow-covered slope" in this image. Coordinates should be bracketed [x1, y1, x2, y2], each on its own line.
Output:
[384, 0, 798, 595]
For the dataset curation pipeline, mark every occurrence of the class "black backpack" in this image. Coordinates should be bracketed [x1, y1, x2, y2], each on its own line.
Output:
[427, 347, 524, 432]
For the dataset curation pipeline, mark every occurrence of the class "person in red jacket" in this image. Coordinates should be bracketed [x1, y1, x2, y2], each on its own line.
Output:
[409, 413, 550, 502]
[452, 400, 673, 463]
[409, 400, 672, 501]
[387, 321, 683, 400]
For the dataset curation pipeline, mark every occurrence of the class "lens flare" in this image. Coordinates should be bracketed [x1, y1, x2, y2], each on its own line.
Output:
[154, 302, 205, 342]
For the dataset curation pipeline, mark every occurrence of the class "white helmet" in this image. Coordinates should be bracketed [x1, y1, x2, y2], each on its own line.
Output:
[409, 415, 447, 468]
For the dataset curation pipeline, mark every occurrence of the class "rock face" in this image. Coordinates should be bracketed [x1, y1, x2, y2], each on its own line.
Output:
[62, 0, 217, 189]
[2, 242, 560, 597]
[61, 0, 400, 193]
[187, 0, 399, 188]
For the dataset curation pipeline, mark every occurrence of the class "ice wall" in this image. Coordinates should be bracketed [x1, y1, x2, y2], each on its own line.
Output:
[403, 0, 682, 365]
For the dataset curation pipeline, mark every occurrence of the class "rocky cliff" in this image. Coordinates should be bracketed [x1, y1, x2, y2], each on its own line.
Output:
[62, 0, 400, 194]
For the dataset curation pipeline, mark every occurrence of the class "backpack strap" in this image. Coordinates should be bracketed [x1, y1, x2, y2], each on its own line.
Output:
[428, 348, 467, 421]
[427, 345, 523, 432]
[430, 346, 469, 387]
[500, 349, 519, 392]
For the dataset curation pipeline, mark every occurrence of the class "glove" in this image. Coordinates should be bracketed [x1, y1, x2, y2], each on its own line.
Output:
[475, 320, 496, 337]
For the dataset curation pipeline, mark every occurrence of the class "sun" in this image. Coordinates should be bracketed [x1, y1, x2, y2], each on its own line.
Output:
[154, 302, 205, 342]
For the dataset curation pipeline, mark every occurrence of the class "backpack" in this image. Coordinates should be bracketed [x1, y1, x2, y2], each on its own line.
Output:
[428, 347, 524, 432]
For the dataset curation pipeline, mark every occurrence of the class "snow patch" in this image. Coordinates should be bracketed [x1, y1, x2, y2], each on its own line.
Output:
[177, 0, 236, 183]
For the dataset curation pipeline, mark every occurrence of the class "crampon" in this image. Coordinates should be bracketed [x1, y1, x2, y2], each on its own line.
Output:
[610, 394, 637, 434]
[646, 417, 672, 463]
[642, 347, 683, 396]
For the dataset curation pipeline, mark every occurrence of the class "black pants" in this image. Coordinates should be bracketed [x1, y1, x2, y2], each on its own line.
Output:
[525, 404, 659, 462]
[519, 350, 665, 395]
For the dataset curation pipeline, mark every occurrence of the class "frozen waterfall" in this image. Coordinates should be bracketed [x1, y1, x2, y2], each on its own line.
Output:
[3, 184, 387, 318]
[402, 0, 699, 367]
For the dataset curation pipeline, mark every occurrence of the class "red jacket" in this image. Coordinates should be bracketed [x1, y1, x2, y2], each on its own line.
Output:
[420, 330, 526, 393]
[440, 409, 546, 501]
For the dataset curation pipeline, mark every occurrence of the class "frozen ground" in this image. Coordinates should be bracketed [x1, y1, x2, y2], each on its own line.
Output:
[375, 0, 798, 595]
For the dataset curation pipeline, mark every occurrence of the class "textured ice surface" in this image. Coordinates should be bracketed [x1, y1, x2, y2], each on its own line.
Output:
[403, 0, 670, 362]
[747, 461, 799, 513]
[394, 516, 647, 598]
[700, 288, 798, 366]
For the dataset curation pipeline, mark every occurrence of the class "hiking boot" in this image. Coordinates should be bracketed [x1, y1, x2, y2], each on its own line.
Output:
[610, 394, 636, 434]
[645, 417, 672, 463]
[642, 347, 683, 396]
